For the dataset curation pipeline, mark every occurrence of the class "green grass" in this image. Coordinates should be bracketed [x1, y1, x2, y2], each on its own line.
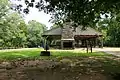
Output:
[51, 51, 109, 57]
[0, 48, 112, 60]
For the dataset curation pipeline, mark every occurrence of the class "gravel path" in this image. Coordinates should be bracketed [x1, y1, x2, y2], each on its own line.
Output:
[93, 47, 120, 57]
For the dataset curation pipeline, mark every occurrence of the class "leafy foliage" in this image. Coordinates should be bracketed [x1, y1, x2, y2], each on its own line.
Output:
[0, 0, 9, 18]
[27, 20, 47, 47]
[97, 15, 120, 47]
[0, 11, 28, 48]
[50, 23, 59, 29]
[0, 0, 46, 49]
[11, 0, 120, 26]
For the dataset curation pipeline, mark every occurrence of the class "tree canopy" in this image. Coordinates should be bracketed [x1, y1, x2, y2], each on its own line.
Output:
[96, 14, 120, 47]
[0, 0, 47, 49]
[11, 0, 120, 26]
[27, 20, 47, 47]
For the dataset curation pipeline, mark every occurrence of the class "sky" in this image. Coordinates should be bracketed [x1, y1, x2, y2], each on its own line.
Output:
[10, 0, 53, 29]
[24, 8, 53, 29]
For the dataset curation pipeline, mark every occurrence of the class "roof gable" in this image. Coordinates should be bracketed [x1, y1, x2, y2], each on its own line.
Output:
[42, 26, 102, 36]
[74, 26, 102, 36]
[42, 27, 62, 36]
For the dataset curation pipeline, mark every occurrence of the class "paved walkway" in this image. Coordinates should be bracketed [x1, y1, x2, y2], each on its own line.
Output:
[93, 47, 120, 57]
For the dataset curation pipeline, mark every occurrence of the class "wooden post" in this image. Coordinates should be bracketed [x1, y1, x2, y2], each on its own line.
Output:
[90, 40, 92, 53]
[90, 46, 92, 53]
[95, 38, 97, 47]
[101, 37, 103, 48]
[72, 40, 75, 49]
[93, 38, 96, 48]
[61, 40, 63, 49]
[86, 40, 89, 53]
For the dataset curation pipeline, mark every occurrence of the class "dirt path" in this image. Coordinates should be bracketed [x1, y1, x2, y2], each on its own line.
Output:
[93, 47, 120, 57]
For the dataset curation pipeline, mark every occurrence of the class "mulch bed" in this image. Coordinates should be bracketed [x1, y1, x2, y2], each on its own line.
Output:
[0, 56, 120, 80]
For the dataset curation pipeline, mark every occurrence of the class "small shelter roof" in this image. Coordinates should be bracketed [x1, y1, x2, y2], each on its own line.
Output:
[42, 26, 102, 36]
[42, 27, 62, 36]
[74, 26, 102, 36]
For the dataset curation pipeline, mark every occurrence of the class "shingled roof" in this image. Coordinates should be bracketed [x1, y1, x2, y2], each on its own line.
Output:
[42, 26, 102, 36]
[74, 26, 102, 36]
[42, 27, 62, 36]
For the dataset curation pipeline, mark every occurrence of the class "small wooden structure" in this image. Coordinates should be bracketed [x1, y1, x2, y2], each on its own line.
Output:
[42, 22, 103, 50]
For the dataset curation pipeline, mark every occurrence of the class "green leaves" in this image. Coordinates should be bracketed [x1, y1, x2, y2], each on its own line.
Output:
[13, 0, 120, 27]
[27, 20, 46, 47]
[0, 12, 27, 48]
[97, 15, 120, 47]
[0, 0, 47, 49]
[0, 0, 9, 18]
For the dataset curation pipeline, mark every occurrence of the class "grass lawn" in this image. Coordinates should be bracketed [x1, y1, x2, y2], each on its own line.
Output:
[0, 48, 112, 60]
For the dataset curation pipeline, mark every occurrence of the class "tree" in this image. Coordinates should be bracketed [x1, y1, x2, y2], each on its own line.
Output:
[0, 0, 11, 48]
[0, 9, 27, 48]
[27, 20, 46, 47]
[0, 0, 25, 48]
[50, 23, 59, 29]
[11, 0, 120, 26]
[97, 14, 120, 47]
[0, 0, 47, 49]
[0, 0, 9, 19]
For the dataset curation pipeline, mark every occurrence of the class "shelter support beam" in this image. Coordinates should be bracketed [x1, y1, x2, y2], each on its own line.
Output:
[61, 41, 63, 49]
[101, 37, 103, 48]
